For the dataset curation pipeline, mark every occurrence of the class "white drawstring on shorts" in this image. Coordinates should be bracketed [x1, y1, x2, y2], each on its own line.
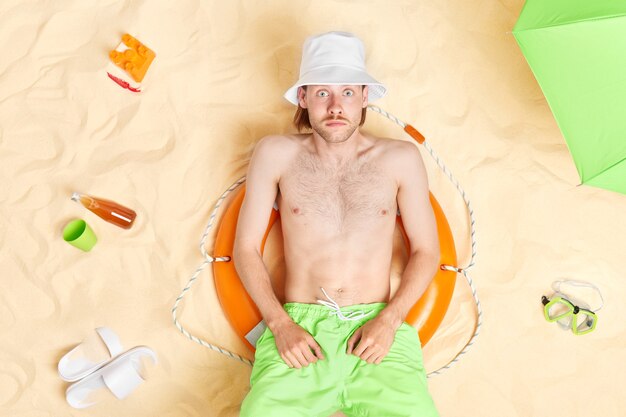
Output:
[316, 287, 374, 321]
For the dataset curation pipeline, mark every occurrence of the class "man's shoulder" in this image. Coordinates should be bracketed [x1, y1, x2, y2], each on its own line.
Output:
[252, 134, 306, 173]
[372, 136, 418, 157]
[372, 137, 425, 181]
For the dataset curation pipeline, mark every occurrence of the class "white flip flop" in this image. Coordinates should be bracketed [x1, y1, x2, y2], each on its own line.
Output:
[58, 327, 124, 382]
[65, 346, 157, 409]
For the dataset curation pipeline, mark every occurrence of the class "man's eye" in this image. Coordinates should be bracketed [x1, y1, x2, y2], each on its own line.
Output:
[318, 91, 329, 97]
[344, 90, 354, 96]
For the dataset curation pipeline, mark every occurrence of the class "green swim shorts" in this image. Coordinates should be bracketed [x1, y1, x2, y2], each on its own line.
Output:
[240, 302, 439, 417]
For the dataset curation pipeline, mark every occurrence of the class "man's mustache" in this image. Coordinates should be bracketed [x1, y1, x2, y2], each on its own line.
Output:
[324, 117, 349, 122]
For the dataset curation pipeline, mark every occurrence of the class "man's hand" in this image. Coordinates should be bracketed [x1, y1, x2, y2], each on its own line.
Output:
[346, 317, 397, 364]
[271, 321, 325, 368]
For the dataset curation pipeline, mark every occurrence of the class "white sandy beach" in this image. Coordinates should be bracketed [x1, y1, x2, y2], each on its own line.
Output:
[1, 1, 625, 416]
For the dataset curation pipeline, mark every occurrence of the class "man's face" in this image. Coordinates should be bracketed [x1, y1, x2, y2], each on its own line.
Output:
[297, 85, 369, 144]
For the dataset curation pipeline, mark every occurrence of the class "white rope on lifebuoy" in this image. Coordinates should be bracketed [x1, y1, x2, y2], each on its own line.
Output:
[171, 176, 253, 366]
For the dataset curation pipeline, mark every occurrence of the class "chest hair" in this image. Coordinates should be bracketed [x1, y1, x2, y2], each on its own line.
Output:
[281, 151, 395, 231]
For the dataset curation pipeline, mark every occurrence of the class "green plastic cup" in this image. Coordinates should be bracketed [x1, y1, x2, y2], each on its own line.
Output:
[63, 219, 97, 252]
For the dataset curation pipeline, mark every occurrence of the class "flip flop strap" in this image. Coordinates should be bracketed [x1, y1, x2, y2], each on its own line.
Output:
[101, 358, 145, 399]
[96, 327, 124, 358]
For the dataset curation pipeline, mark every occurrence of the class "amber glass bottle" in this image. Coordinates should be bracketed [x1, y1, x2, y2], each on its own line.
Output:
[71, 192, 137, 229]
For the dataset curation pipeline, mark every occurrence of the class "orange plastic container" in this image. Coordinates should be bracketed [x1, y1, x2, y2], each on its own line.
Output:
[109, 34, 155, 83]
[107, 34, 155, 92]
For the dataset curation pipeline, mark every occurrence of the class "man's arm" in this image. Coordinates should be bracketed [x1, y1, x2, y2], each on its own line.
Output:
[378, 142, 440, 328]
[233, 136, 324, 368]
[233, 136, 290, 328]
[347, 141, 440, 364]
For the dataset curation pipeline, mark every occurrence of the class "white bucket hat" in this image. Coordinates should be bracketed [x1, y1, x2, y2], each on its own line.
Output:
[283, 31, 387, 105]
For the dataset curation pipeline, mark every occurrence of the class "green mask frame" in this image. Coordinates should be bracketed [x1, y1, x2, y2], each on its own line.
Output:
[541, 280, 603, 336]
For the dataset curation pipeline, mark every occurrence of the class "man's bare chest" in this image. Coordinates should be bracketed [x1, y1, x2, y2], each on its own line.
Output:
[278, 151, 397, 230]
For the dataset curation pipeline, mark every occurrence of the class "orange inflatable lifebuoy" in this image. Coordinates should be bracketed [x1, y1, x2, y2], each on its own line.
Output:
[213, 185, 457, 352]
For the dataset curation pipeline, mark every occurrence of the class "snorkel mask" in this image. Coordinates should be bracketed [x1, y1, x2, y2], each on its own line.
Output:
[541, 280, 604, 335]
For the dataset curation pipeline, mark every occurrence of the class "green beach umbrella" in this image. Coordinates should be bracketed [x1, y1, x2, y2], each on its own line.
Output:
[513, 0, 626, 195]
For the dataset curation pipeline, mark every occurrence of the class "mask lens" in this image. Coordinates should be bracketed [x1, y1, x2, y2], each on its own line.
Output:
[545, 298, 573, 321]
[573, 310, 597, 335]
